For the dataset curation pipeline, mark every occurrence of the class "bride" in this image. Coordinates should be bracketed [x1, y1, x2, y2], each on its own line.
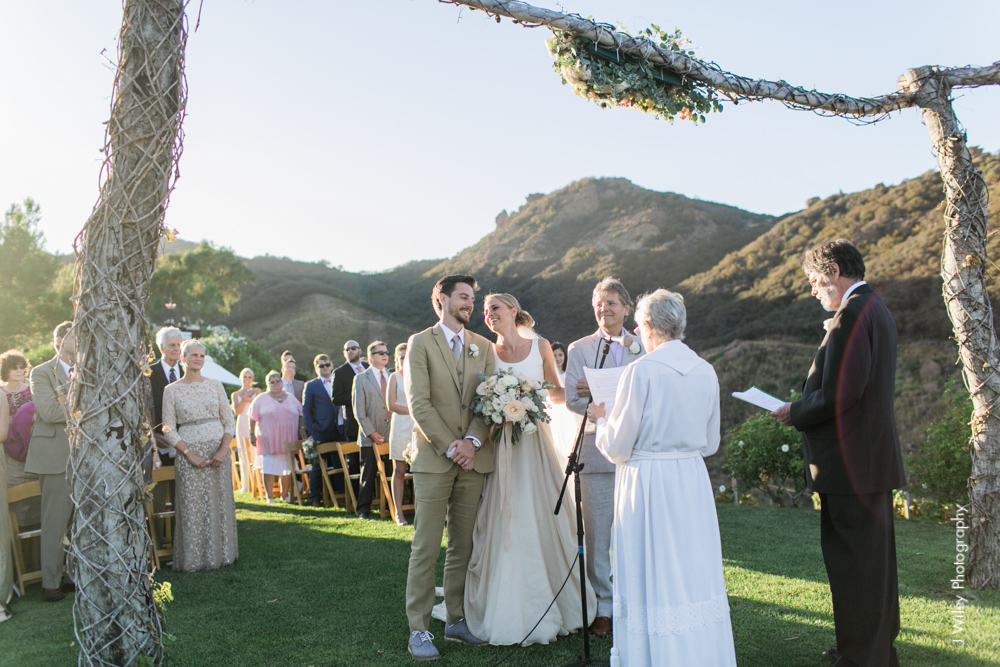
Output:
[464, 293, 596, 645]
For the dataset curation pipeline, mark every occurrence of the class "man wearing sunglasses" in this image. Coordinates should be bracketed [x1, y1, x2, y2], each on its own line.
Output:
[303, 354, 340, 506]
[352, 341, 393, 519]
[332, 340, 369, 443]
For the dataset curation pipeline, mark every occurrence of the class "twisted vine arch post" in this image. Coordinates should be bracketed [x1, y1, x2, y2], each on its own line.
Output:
[440, 0, 1000, 589]
[68, 0, 186, 664]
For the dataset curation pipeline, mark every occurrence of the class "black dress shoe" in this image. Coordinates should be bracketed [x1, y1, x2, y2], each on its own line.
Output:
[827, 645, 841, 664]
[43, 588, 66, 602]
[358, 511, 369, 520]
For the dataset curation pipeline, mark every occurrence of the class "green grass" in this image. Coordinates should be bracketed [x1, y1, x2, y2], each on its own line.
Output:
[3, 497, 998, 666]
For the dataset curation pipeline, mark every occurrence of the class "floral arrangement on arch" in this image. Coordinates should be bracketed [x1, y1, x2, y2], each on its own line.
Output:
[470, 368, 554, 446]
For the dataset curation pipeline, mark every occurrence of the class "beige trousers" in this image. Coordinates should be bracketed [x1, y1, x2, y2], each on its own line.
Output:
[405, 466, 483, 632]
[38, 472, 73, 589]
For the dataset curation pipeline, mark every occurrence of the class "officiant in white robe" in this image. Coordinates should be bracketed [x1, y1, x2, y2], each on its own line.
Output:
[589, 289, 737, 667]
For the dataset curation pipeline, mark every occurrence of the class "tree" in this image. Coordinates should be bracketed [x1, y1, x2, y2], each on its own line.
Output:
[0, 199, 62, 349]
[441, 0, 1000, 589]
[68, 0, 186, 664]
[149, 241, 254, 323]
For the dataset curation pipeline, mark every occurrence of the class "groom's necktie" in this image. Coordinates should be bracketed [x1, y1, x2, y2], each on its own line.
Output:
[451, 335, 462, 361]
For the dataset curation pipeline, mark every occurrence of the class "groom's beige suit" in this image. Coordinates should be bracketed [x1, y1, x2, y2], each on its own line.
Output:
[404, 323, 495, 632]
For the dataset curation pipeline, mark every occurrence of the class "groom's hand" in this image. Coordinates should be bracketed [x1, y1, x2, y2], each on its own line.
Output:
[448, 438, 476, 471]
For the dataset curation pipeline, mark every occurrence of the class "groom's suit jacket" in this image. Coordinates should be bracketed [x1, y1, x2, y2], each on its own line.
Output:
[790, 284, 906, 495]
[404, 325, 495, 474]
[565, 330, 645, 473]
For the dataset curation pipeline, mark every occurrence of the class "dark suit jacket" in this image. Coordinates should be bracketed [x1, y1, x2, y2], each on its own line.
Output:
[302, 377, 339, 443]
[149, 360, 176, 434]
[332, 361, 368, 442]
[790, 284, 906, 495]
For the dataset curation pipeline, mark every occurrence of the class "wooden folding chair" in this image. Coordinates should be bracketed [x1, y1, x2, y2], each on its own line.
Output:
[314, 442, 345, 509]
[7, 481, 42, 593]
[375, 442, 414, 523]
[284, 440, 313, 506]
[335, 441, 362, 514]
[145, 466, 176, 571]
[229, 440, 241, 491]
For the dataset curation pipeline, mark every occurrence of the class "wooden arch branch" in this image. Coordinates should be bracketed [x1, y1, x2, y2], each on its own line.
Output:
[442, 0, 1000, 589]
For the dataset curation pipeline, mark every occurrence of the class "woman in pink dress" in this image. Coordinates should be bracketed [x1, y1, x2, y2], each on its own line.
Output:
[1, 350, 38, 528]
[248, 370, 304, 503]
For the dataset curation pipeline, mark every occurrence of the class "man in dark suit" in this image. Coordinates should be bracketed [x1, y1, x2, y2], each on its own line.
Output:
[773, 240, 905, 667]
[332, 339, 368, 442]
[150, 326, 183, 462]
[303, 353, 339, 507]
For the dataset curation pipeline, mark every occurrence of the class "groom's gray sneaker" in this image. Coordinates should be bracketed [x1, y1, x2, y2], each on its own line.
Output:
[408, 631, 440, 661]
[444, 619, 486, 645]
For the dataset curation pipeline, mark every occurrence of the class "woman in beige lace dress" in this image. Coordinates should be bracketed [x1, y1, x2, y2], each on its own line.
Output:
[162, 340, 238, 572]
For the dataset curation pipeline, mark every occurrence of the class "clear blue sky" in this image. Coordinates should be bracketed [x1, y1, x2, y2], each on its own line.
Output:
[2, 0, 998, 272]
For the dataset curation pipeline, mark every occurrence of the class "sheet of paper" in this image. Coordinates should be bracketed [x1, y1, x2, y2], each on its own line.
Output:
[583, 365, 627, 414]
[732, 386, 785, 412]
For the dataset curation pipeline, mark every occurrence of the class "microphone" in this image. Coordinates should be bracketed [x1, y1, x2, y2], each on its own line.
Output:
[606, 334, 633, 348]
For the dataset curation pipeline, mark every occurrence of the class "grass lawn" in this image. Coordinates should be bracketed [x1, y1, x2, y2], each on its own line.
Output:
[3, 495, 998, 666]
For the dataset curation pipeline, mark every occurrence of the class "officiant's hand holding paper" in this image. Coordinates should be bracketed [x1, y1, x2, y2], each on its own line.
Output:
[771, 402, 793, 426]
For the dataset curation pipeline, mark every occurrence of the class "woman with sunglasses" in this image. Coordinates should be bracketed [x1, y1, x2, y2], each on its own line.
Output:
[248, 370, 305, 503]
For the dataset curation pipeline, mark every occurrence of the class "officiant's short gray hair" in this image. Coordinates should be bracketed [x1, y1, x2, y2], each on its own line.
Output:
[636, 290, 686, 341]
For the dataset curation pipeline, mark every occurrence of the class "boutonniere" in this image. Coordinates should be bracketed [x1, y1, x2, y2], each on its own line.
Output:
[468, 344, 480, 358]
[822, 318, 834, 332]
[628, 341, 641, 355]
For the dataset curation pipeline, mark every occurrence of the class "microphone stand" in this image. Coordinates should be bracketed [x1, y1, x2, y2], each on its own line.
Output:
[555, 338, 612, 667]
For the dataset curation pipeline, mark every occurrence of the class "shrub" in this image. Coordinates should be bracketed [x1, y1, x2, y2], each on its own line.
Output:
[907, 377, 972, 505]
[200, 325, 276, 387]
[722, 410, 808, 507]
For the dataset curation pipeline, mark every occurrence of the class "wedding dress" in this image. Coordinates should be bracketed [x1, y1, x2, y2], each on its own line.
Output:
[464, 338, 596, 645]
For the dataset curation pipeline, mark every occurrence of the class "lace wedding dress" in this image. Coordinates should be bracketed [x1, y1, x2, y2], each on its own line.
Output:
[463, 339, 595, 645]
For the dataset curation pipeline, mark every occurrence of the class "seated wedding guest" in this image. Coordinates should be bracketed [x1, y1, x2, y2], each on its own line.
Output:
[281, 359, 304, 404]
[588, 290, 737, 667]
[1, 350, 39, 529]
[161, 339, 238, 572]
[25, 322, 76, 602]
[230, 368, 261, 494]
[551, 341, 567, 385]
[352, 341, 392, 519]
[1, 397, 13, 622]
[386, 343, 414, 526]
[303, 354, 340, 507]
[249, 370, 304, 504]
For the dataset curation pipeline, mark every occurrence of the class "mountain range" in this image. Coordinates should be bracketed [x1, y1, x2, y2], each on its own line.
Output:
[205, 147, 1000, 448]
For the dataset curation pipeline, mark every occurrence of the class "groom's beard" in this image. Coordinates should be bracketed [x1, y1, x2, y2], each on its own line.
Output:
[450, 304, 472, 326]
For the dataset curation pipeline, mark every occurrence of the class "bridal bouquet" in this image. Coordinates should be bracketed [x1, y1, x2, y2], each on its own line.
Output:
[470, 368, 553, 445]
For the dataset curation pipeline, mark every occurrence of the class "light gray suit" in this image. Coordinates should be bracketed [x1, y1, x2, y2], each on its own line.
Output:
[352, 367, 392, 516]
[565, 330, 645, 618]
[24, 356, 74, 589]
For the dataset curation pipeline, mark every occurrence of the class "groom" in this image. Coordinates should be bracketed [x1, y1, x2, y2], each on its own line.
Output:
[404, 274, 495, 660]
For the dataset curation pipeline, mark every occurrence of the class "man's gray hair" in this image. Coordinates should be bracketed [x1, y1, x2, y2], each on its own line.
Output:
[592, 277, 634, 311]
[180, 338, 206, 357]
[156, 326, 183, 348]
[635, 289, 687, 341]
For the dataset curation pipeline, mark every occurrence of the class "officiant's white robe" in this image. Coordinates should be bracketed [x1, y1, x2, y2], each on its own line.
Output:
[596, 340, 737, 667]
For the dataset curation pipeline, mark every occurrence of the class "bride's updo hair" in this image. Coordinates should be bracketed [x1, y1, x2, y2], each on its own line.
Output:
[487, 293, 535, 330]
